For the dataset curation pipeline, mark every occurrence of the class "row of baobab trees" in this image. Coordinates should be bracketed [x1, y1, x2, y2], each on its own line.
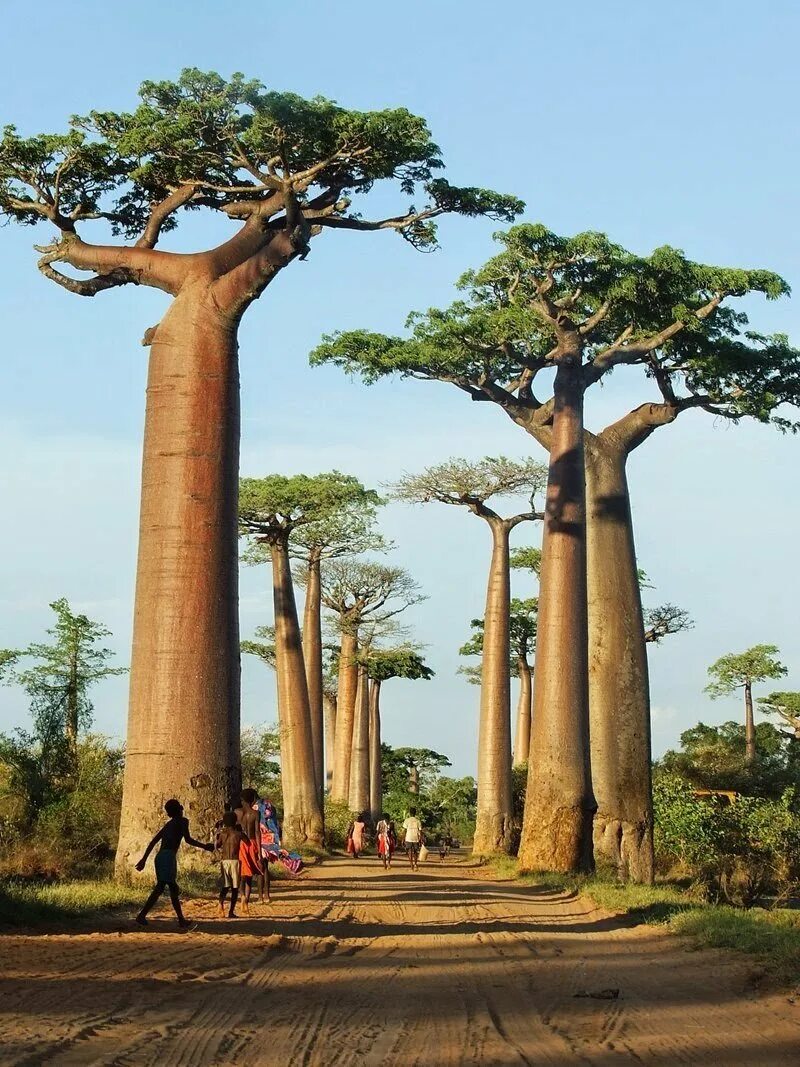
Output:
[1, 71, 797, 879]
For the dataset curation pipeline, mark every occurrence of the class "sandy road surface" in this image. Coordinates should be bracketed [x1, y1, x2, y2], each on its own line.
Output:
[1, 855, 799, 1066]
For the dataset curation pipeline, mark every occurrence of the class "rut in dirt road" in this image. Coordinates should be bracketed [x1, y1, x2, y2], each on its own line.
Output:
[1, 856, 799, 1066]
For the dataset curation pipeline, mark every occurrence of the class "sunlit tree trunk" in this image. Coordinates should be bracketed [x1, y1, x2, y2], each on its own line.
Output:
[323, 691, 337, 793]
[269, 538, 324, 847]
[117, 292, 241, 874]
[349, 664, 371, 814]
[331, 630, 358, 803]
[586, 436, 653, 883]
[369, 679, 383, 823]
[513, 656, 532, 767]
[302, 547, 324, 800]
[473, 519, 514, 854]
[744, 680, 756, 765]
[519, 361, 594, 873]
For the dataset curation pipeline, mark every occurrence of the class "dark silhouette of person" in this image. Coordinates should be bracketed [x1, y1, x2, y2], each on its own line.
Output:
[236, 788, 268, 909]
[215, 810, 246, 918]
[135, 798, 213, 928]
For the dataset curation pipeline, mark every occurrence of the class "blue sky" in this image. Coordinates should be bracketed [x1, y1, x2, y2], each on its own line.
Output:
[0, 1, 798, 777]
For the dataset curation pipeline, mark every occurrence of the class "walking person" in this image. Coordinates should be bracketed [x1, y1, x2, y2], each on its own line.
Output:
[134, 798, 214, 929]
[402, 807, 423, 871]
[215, 811, 246, 919]
[347, 812, 368, 859]
[237, 788, 266, 912]
[375, 813, 397, 870]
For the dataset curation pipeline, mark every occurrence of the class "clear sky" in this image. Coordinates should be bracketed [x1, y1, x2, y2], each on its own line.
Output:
[0, 1, 798, 777]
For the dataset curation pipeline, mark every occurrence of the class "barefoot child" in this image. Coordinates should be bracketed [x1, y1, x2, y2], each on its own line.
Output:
[215, 811, 246, 918]
[135, 798, 214, 928]
[236, 788, 267, 912]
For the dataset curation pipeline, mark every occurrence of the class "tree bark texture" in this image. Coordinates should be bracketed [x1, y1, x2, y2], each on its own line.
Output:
[323, 692, 337, 793]
[302, 550, 324, 800]
[349, 664, 371, 815]
[116, 291, 242, 874]
[269, 539, 324, 848]
[518, 362, 595, 873]
[586, 438, 654, 883]
[744, 681, 756, 765]
[472, 520, 515, 855]
[330, 631, 358, 803]
[369, 679, 383, 824]
[513, 657, 532, 767]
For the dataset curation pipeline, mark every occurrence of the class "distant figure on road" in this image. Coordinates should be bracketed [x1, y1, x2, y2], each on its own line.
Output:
[438, 834, 452, 862]
[215, 811, 246, 919]
[402, 808, 423, 871]
[376, 813, 397, 870]
[134, 798, 213, 929]
[347, 813, 368, 858]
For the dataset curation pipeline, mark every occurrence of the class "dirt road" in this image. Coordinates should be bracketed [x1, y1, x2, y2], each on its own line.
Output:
[1, 855, 798, 1065]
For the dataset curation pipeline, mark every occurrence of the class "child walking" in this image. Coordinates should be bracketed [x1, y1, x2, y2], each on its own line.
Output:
[135, 798, 214, 929]
[216, 811, 246, 918]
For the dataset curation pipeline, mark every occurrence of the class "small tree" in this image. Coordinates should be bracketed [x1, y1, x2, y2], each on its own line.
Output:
[320, 561, 424, 804]
[391, 457, 545, 854]
[759, 692, 800, 740]
[706, 646, 787, 766]
[1, 599, 125, 754]
[643, 604, 694, 644]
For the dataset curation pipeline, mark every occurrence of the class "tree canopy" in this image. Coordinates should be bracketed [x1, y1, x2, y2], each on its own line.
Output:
[320, 559, 425, 635]
[705, 645, 787, 697]
[758, 692, 800, 738]
[0, 69, 523, 299]
[390, 456, 546, 520]
[358, 647, 435, 683]
[459, 597, 538, 673]
[311, 222, 800, 438]
[643, 604, 694, 644]
[240, 472, 381, 546]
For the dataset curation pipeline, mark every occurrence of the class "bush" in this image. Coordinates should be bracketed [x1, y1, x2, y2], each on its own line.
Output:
[324, 799, 355, 849]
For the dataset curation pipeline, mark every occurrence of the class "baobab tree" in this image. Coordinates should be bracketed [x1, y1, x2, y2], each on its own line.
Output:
[391, 457, 545, 854]
[758, 692, 800, 740]
[0, 70, 522, 870]
[643, 604, 693, 644]
[239, 473, 383, 845]
[312, 223, 798, 876]
[706, 645, 787, 765]
[459, 598, 537, 767]
[320, 560, 424, 803]
[358, 647, 434, 821]
[246, 474, 383, 800]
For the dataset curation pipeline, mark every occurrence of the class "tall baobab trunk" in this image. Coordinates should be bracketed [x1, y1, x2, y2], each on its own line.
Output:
[473, 519, 514, 854]
[302, 548, 324, 799]
[269, 539, 324, 847]
[408, 764, 420, 795]
[66, 648, 79, 753]
[744, 681, 756, 765]
[369, 679, 383, 823]
[331, 630, 358, 803]
[519, 361, 594, 873]
[323, 691, 337, 792]
[116, 294, 241, 874]
[349, 664, 371, 814]
[513, 656, 532, 766]
[586, 437, 654, 883]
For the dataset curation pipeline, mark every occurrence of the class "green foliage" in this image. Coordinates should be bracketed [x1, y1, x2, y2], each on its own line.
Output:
[311, 223, 800, 432]
[1, 598, 126, 745]
[643, 603, 693, 644]
[0, 878, 143, 927]
[427, 775, 477, 840]
[320, 559, 425, 633]
[241, 625, 276, 670]
[459, 597, 537, 670]
[324, 799, 356, 850]
[359, 647, 434, 683]
[705, 644, 787, 697]
[758, 691, 800, 737]
[509, 547, 541, 576]
[240, 723, 281, 790]
[390, 456, 546, 509]
[1, 68, 522, 248]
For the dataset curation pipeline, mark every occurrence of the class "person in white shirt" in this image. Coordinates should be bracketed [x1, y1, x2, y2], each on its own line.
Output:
[401, 807, 423, 871]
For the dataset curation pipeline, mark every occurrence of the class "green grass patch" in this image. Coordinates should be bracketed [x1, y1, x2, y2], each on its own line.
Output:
[484, 857, 800, 985]
[0, 878, 142, 927]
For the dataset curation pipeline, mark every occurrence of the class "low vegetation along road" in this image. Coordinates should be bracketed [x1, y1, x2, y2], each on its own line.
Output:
[1, 856, 799, 1065]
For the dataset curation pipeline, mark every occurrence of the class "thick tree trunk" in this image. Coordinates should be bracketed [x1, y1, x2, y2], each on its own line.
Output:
[513, 656, 532, 767]
[473, 520, 514, 855]
[349, 664, 371, 814]
[586, 439, 654, 883]
[369, 679, 383, 824]
[116, 291, 241, 875]
[330, 631, 358, 803]
[302, 550, 324, 800]
[518, 362, 595, 873]
[323, 691, 337, 793]
[270, 540, 324, 848]
[744, 681, 756, 765]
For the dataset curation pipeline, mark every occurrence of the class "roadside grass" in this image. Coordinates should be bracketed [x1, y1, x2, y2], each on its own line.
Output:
[485, 856, 800, 985]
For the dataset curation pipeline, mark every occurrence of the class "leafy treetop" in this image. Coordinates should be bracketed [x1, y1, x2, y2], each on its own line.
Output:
[358, 647, 434, 683]
[705, 645, 787, 697]
[320, 559, 425, 635]
[643, 604, 694, 644]
[459, 597, 538, 679]
[0, 69, 522, 302]
[758, 692, 800, 739]
[311, 222, 800, 442]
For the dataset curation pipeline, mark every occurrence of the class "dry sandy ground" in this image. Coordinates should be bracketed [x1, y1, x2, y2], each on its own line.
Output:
[1, 855, 799, 1066]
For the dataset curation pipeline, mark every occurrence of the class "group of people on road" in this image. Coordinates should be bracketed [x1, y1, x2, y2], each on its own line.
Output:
[346, 807, 429, 871]
[134, 789, 298, 928]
